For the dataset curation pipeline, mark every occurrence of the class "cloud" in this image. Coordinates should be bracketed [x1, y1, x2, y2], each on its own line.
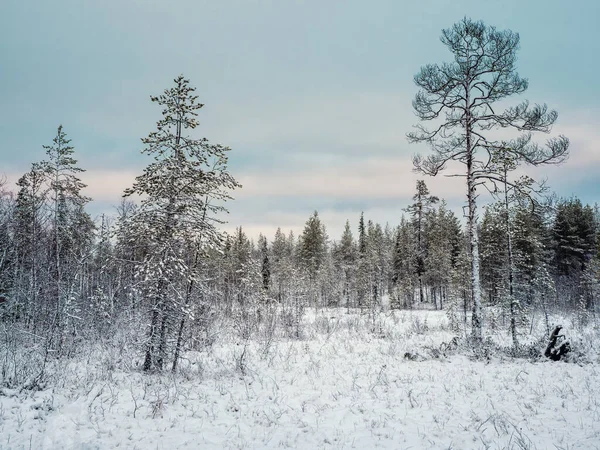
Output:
[551, 121, 600, 167]
[525, 118, 600, 193]
[81, 170, 138, 201]
[1, 169, 137, 204]
[236, 156, 465, 200]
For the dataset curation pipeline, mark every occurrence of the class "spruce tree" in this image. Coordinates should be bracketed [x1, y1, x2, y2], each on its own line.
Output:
[479, 204, 508, 306]
[338, 220, 356, 311]
[299, 211, 326, 306]
[552, 199, 597, 309]
[424, 202, 461, 309]
[357, 212, 368, 307]
[259, 234, 271, 292]
[392, 218, 417, 309]
[271, 228, 292, 304]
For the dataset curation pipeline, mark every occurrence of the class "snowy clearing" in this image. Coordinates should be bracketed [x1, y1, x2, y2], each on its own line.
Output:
[1, 309, 599, 450]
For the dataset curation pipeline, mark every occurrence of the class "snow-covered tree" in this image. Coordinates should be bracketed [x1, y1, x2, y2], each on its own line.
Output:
[424, 201, 462, 309]
[391, 218, 417, 309]
[551, 198, 597, 311]
[123, 75, 240, 371]
[11, 166, 47, 327]
[335, 220, 356, 311]
[298, 211, 327, 306]
[409, 18, 569, 346]
[405, 180, 438, 303]
[40, 126, 93, 353]
[479, 204, 508, 306]
[271, 227, 294, 305]
[258, 234, 271, 292]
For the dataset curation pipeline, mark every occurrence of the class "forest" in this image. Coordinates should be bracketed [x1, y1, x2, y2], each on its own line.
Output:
[1, 17, 599, 450]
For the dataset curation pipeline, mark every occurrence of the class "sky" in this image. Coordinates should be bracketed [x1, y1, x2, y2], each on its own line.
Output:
[1, 0, 599, 241]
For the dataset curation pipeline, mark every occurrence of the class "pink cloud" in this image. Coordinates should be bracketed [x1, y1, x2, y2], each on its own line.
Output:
[236, 156, 466, 200]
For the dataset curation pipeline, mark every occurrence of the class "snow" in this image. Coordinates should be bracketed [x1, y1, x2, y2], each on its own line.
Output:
[1, 309, 599, 449]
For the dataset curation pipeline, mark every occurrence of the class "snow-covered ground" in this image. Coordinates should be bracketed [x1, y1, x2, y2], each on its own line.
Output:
[1, 309, 599, 449]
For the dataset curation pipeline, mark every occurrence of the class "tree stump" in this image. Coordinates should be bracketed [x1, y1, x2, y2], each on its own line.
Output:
[544, 325, 571, 361]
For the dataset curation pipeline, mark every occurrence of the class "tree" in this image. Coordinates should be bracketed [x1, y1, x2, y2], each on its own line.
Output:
[479, 204, 507, 306]
[552, 198, 597, 310]
[364, 220, 383, 319]
[123, 75, 240, 372]
[405, 180, 438, 303]
[40, 126, 93, 353]
[552, 199, 596, 278]
[487, 142, 560, 348]
[358, 212, 367, 255]
[0, 177, 15, 306]
[357, 212, 368, 307]
[258, 234, 271, 292]
[112, 199, 144, 313]
[391, 218, 417, 309]
[12, 166, 47, 326]
[509, 200, 556, 334]
[336, 220, 356, 312]
[271, 227, 293, 304]
[408, 18, 569, 345]
[298, 211, 327, 306]
[424, 201, 461, 309]
[90, 214, 118, 327]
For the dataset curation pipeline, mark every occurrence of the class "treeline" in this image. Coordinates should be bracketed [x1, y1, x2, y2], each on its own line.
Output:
[219, 186, 600, 324]
[1, 128, 598, 373]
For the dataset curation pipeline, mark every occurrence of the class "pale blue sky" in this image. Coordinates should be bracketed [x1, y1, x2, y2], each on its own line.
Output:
[1, 0, 599, 239]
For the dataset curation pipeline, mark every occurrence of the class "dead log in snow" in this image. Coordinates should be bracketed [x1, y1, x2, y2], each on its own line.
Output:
[544, 325, 571, 361]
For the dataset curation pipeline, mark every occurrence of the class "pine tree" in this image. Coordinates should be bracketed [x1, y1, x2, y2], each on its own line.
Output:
[409, 18, 569, 346]
[405, 180, 438, 303]
[123, 75, 240, 372]
[40, 126, 92, 353]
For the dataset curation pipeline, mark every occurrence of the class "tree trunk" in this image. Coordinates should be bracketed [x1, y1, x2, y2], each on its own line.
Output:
[143, 307, 160, 371]
[173, 242, 202, 373]
[504, 172, 518, 350]
[465, 88, 483, 346]
[156, 312, 168, 370]
[172, 315, 186, 373]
